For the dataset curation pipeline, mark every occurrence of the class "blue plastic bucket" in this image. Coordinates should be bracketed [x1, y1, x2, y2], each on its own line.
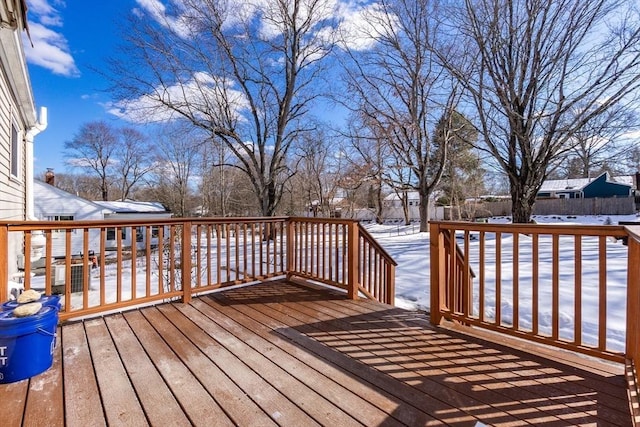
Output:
[0, 306, 58, 383]
[2, 295, 61, 312]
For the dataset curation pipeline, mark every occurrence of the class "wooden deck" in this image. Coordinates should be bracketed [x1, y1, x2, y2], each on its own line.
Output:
[1, 280, 632, 426]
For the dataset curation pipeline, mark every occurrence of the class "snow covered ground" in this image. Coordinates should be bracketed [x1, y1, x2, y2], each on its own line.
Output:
[365, 214, 639, 353]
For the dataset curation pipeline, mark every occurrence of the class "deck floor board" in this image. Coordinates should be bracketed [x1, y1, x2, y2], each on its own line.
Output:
[0, 279, 632, 426]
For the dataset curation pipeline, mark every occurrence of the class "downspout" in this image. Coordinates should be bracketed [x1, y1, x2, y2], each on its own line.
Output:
[25, 106, 47, 220]
[25, 106, 47, 262]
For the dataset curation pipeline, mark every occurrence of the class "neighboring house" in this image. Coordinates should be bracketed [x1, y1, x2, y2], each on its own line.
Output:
[537, 172, 635, 199]
[34, 179, 172, 256]
[382, 191, 445, 222]
[0, 1, 47, 283]
[32, 179, 109, 259]
[93, 200, 172, 250]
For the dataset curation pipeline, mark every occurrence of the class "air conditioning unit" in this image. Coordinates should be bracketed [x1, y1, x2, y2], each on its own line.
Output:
[50, 264, 90, 294]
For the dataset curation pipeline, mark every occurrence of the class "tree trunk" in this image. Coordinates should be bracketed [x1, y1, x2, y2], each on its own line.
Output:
[419, 192, 430, 232]
[510, 181, 536, 223]
[375, 183, 384, 224]
[401, 196, 410, 226]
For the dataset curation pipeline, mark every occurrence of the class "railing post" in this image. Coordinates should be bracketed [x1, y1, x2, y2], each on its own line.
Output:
[626, 227, 640, 364]
[286, 219, 295, 279]
[430, 222, 444, 325]
[347, 221, 359, 300]
[0, 225, 7, 303]
[181, 221, 192, 304]
[387, 263, 395, 306]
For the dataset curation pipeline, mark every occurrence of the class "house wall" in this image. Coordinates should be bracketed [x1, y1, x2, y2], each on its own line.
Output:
[0, 50, 25, 222]
[102, 213, 172, 251]
[0, 36, 30, 281]
[583, 176, 631, 198]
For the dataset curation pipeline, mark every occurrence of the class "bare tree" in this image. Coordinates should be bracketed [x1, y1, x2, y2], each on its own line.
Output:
[292, 128, 344, 217]
[340, 0, 460, 231]
[114, 127, 153, 200]
[436, 0, 640, 222]
[46, 172, 104, 201]
[110, 0, 336, 216]
[552, 105, 639, 178]
[64, 121, 117, 201]
[146, 124, 204, 217]
[341, 117, 393, 223]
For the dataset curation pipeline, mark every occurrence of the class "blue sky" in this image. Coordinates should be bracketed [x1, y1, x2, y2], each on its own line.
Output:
[22, 0, 387, 176]
[25, 0, 137, 175]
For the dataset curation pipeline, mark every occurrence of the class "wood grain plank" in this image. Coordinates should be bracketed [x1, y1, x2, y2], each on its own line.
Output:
[123, 309, 234, 427]
[172, 303, 322, 427]
[0, 376, 28, 426]
[84, 317, 148, 426]
[327, 294, 632, 426]
[195, 296, 402, 427]
[182, 300, 360, 426]
[104, 313, 191, 427]
[200, 294, 437, 426]
[23, 326, 64, 427]
[62, 321, 106, 427]
[144, 305, 278, 427]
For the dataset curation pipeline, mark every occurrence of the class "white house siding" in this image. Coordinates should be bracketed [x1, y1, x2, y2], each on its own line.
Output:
[0, 19, 36, 282]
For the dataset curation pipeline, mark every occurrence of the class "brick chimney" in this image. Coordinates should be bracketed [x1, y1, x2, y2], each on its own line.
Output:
[44, 168, 55, 186]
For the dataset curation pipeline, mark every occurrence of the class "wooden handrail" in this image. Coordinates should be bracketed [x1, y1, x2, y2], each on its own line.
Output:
[0, 217, 397, 321]
[430, 220, 631, 363]
[357, 223, 397, 305]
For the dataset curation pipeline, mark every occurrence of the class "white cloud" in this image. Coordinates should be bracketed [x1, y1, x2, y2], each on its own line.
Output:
[335, 1, 391, 51]
[106, 72, 249, 124]
[24, 0, 79, 77]
[25, 22, 79, 76]
[135, 0, 390, 52]
[134, 0, 192, 39]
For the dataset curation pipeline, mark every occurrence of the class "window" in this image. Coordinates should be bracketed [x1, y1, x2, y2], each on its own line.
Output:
[46, 215, 75, 234]
[10, 121, 19, 178]
[106, 227, 127, 241]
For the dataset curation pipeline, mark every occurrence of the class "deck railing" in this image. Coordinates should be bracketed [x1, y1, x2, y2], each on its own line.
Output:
[285, 218, 396, 305]
[0, 217, 395, 321]
[430, 221, 636, 364]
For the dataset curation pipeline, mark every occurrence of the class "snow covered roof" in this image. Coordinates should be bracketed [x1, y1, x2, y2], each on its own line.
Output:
[93, 200, 169, 214]
[539, 178, 591, 192]
[539, 173, 635, 193]
[34, 180, 111, 215]
[384, 191, 420, 201]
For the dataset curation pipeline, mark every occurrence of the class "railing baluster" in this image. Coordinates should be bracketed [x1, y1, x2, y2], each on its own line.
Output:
[574, 235, 582, 345]
[532, 233, 539, 336]
[598, 235, 607, 351]
[479, 230, 485, 322]
[512, 232, 519, 330]
[495, 231, 502, 326]
[552, 233, 559, 340]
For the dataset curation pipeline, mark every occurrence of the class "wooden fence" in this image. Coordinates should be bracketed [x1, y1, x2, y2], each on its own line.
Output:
[482, 196, 636, 217]
[0, 217, 396, 321]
